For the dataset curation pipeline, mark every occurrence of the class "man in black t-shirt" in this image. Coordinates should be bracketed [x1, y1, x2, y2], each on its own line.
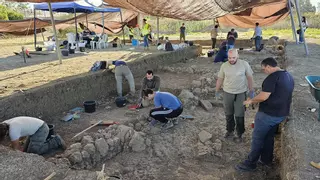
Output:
[235, 57, 294, 172]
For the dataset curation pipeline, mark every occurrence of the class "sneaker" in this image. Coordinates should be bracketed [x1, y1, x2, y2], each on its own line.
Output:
[149, 119, 158, 126]
[162, 120, 174, 130]
[235, 162, 256, 172]
[55, 134, 67, 150]
[172, 118, 179, 125]
[224, 132, 234, 139]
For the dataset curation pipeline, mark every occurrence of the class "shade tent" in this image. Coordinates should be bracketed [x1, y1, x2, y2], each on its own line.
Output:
[33, 2, 123, 51]
[33, 2, 120, 13]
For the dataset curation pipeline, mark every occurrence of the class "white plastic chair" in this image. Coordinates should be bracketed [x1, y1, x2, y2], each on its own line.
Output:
[97, 34, 108, 49]
[90, 39, 97, 49]
[66, 33, 76, 50]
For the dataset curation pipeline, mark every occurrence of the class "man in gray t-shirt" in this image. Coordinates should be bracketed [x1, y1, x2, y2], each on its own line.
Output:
[139, 70, 160, 107]
[215, 49, 254, 142]
[0, 116, 66, 155]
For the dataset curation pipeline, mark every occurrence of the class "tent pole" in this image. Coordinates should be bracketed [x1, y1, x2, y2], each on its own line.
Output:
[120, 9, 125, 45]
[48, 2, 62, 64]
[294, 0, 309, 56]
[157, 17, 159, 45]
[74, 7, 78, 38]
[288, 0, 298, 44]
[34, 8, 37, 50]
[86, 13, 88, 28]
[102, 12, 105, 34]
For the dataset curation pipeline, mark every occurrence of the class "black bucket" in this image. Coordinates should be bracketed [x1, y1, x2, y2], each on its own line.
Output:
[84, 100, 96, 113]
[46, 124, 55, 140]
[80, 47, 85, 52]
[112, 43, 118, 48]
[69, 48, 75, 54]
[61, 50, 69, 56]
[36, 47, 42, 51]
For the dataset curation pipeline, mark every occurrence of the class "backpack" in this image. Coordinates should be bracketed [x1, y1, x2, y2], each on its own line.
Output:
[90, 61, 107, 71]
[165, 42, 174, 51]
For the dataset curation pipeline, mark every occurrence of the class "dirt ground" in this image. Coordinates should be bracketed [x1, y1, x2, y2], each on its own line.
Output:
[2, 36, 312, 179]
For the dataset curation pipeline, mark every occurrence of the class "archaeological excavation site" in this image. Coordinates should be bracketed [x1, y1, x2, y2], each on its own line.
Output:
[1, 38, 320, 180]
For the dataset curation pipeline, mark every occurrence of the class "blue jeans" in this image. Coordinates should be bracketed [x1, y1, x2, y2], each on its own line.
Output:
[255, 36, 261, 51]
[299, 30, 305, 43]
[143, 35, 149, 47]
[244, 111, 285, 168]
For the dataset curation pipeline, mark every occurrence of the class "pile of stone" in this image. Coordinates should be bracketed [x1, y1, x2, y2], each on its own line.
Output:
[197, 130, 223, 158]
[64, 125, 150, 169]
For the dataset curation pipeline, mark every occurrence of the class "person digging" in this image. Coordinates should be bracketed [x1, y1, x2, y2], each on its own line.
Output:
[0, 116, 66, 155]
[143, 89, 183, 129]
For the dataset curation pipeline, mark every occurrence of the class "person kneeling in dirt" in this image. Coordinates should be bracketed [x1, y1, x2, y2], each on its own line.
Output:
[138, 70, 161, 108]
[0, 116, 66, 155]
[143, 89, 183, 129]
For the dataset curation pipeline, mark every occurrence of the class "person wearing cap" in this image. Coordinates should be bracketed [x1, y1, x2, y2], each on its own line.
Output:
[0, 116, 66, 155]
[111, 60, 135, 97]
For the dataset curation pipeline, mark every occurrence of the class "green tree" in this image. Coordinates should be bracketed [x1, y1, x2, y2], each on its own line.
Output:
[0, 5, 8, 20]
[7, 9, 23, 20]
[300, 0, 316, 13]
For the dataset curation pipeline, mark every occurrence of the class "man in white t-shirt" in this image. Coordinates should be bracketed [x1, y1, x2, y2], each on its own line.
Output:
[215, 49, 254, 142]
[0, 116, 66, 155]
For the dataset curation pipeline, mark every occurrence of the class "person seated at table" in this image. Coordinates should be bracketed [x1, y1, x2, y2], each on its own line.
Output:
[82, 27, 93, 44]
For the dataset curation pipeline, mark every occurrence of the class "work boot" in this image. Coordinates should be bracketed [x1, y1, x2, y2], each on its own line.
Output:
[55, 134, 67, 150]
[224, 131, 234, 139]
[162, 120, 174, 130]
[233, 134, 243, 143]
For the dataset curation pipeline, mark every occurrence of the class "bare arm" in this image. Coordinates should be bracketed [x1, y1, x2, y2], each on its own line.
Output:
[244, 91, 271, 105]
[11, 140, 21, 151]
[247, 75, 254, 91]
[215, 77, 224, 92]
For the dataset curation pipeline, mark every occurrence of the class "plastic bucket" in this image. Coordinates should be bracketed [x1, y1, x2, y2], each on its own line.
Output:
[132, 39, 138, 47]
[79, 47, 85, 52]
[84, 100, 96, 113]
[46, 124, 55, 139]
[61, 50, 69, 56]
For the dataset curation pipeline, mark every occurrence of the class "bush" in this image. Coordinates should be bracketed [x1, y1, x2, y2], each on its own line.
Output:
[7, 10, 23, 20]
[0, 5, 9, 20]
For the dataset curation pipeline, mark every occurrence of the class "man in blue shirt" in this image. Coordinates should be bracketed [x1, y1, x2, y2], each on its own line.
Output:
[111, 60, 135, 97]
[143, 89, 183, 129]
[235, 57, 294, 172]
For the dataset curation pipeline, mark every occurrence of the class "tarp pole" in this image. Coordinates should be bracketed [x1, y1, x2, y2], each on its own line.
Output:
[294, 0, 309, 56]
[157, 17, 159, 45]
[102, 13, 105, 34]
[86, 13, 88, 28]
[34, 8, 37, 50]
[74, 7, 78, 38]
[120, 9, 125, 45]
[288, 0, 298, 44]
[48, 2, 62, 64]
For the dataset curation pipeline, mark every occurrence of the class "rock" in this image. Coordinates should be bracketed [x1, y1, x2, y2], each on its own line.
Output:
[69, 143, 82, 151]
[103, 132, 112, 139]
[198, 130, 212, 143]
[206, 78, 213, 85]
[81, 135, 94, 145]
[83, 143, 96, 155]
[199, 100, 213, 111]
[128, 123, 134, 128]
[129, 132, 146, 152]
[135, 123, 142, 131]
[192, 80, 202, 88]
[212, 139, 222, 151]
[116, 125, 134, 143]
[107, 139, 115, 150]
[186, 67, 194, 74]
[193, 88, 201, 95]
[94, 138, 109, 157]
[197, 142, 212, 156]
[81, 150, 90, 160]
[178, 89, 199, 109]
[206, 87, 215, 93]
[201, 88, 208, 94]
[68, 151, 83, 164]
[214, 152, 223, 158]
[145, 138, 151, 147]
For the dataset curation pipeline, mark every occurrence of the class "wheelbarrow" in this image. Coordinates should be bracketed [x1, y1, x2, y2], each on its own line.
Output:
[305, 76, 320, 121]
